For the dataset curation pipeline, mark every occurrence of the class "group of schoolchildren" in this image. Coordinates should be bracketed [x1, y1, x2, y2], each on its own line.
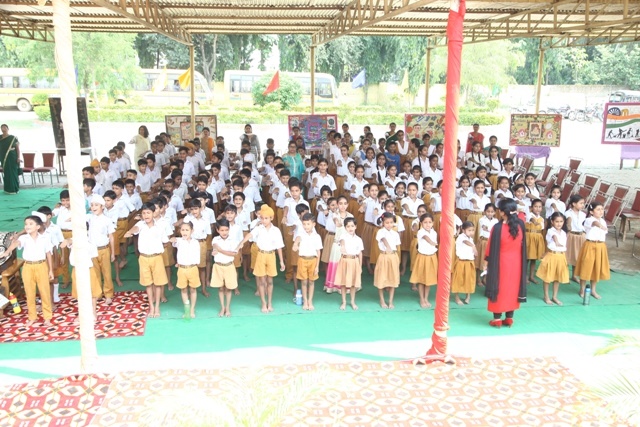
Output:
[0, 123, 611, 325]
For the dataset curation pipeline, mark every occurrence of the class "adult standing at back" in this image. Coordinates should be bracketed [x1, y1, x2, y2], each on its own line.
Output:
[200, 127, 214, 163]
[129, 125, 151, 161]
[466, 123, 485, 153]
[0, 124, 20, 194]
[240, 124, 261, 163]
[484, 199, 527, 328]
[282, 141, 305, 181]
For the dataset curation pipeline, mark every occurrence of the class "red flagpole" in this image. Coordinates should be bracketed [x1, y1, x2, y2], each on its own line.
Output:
[424, 0, 466, 363]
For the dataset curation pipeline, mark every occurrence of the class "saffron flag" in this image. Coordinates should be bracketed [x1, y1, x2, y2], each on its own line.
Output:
[153, 67, 168, 93]
[177, 68, 191, 90]
[263, 71, 280, 95]
[351, 69, 366, 89]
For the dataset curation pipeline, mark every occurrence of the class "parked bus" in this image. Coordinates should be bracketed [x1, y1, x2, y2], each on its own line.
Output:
[223, 70, 338, 105]
[609, 90, 640, 103]
[0, 68, 212, 111]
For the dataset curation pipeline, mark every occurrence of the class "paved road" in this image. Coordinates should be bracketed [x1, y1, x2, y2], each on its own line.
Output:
[0, 107, 635, 168]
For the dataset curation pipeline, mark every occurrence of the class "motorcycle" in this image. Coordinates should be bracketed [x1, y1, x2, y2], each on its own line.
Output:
[539, 104, 572, 119]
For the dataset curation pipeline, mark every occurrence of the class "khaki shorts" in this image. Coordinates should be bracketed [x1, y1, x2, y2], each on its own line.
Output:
[176, 265, 201, 289]
[296, 256, 319, 281]
[210, 263, 238, 289]
[198, 240, 207, 268]
[253, 250, 277, 278]
[139, 254, 168, 286]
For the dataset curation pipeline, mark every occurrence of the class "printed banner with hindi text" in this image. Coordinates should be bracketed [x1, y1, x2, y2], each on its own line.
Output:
[509, 114, 562, 147]
[404, 114, 445, 145]
[287, 114, 338, 151]
[601, 103, 640, 145]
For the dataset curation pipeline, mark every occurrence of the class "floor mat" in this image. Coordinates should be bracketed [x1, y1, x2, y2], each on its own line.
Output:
[0, 291, 148, 343]
[90, 357, 614, 426]
[0, 373, 114, 427]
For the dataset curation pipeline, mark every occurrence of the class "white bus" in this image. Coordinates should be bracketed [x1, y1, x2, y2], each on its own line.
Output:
[223, 70, 338, 105]
[0, 68, 213, 110]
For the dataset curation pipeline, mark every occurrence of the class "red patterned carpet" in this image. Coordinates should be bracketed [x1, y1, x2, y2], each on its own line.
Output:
[0, 374, 113, 427]
[0, 291, 148, 343]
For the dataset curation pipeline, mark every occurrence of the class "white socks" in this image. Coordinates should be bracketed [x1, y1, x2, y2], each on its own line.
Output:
[53, 283, 60, 303]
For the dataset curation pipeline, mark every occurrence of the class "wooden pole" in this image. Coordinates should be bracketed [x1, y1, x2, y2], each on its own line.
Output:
[190, 44, 196, 138]
[310, 46, 316, 115]
[52, 0, 98, 372]
[535, 39, 545, 114]
[424, 42, 432, 113]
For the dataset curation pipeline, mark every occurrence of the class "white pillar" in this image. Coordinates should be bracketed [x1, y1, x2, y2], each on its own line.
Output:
[310, 46, 316, 115]
[52, 0, 98, 372]
[190, 45, 196, 138]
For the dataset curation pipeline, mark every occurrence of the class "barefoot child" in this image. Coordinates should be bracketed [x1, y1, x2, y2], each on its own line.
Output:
[211, 219, 239, 317]
[171, 222, 200, 318]
[182, 199, 212, 297]
[526, 199, 545, 284]
[575, 202, 610, 300]
[476, 203, 498, 284]
[335, 217, 363, 310]
[236, 205, 285, 313]
[87, 195, 116, 304]
[452, 221, 477, 305]
[400, 182, 422, 276]
[564, 195, 586, 283]
[536, 212, 569, 305]
[293, 213, 323, 310]
[409, 213, 438, 308]
[374, 212, 402, 309]
[1, 215, 54, 326]
[124, 202, 169, 318]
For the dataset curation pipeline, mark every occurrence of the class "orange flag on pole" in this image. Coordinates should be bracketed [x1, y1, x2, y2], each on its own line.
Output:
[262, 71, 280, 95]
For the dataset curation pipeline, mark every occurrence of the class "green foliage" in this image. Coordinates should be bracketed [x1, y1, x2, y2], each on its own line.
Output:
[486, 99, 500, 112]
[251, 73, 303, 110]
[34, 106, 50, 121]
[31, 93, 50, 106]
[278, 35, 311, 72]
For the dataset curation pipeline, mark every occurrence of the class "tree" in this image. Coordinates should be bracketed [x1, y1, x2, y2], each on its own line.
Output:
[279, 35, 311, 72]
[251, 73, 302, 110]
[3, 33, 141, 101]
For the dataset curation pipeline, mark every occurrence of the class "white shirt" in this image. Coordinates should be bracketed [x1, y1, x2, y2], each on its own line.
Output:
[431, 193, 442, 212]
[325, 211, 352, 233]
[336, 156, 350, 176]
[584, 217, 607, 242]
[53, 206, 72, 231]
[164, 207, 178, 227]
[425, 167, 443, 186]
[339, 233, 364, 256]
[154, 152, 168, 168]
[133, 220, 168, 255]
[103, 169, 119, 190]
[184, 214, 212, 240]
[87, 213, 115, 247]
[417, 228, 438, 256]
[173, 237, 201, 265]
[136, 171, 153, 192]
[455, 234, 475, 260]
[243, 182, 262, 203]
[187, 155, 205, 174]
[112, 198, 134, 219]
[494, 189, 514, 202]
[565, 209, 586, 233]
[236, 209, 251, 231]
[349, 178, 367, 200]
[498, 170, 516, 181]
[546, 228, 567, 252]
[148, 166, 161, 184]
[251, 224, 285, 252]
[212, 235, 238, 264]
[465, 152, 486, 171]
[316, 200, 329, 226]
[362, 158, 376, 179]
[168, 194, 184, 212]
[312, 172, 337, 195]
[545, 198, 566, 219]
[18, 233, 53, 261]
[364, 197, 379, 224]
[515, 196, 530, 215]
[486, 157, 503, 174]
[455, 188, 473, 210]
[479, 216, 498, 239]
[124, 192, 143, 210]
[401, 197, 422, 217]
[174, 183, 188, 202]
[376, 227, 401, 251]
[182, 161, 196, 186]
[69, 238, 98, 266]
[412, 156, 430, 177]
[284, 197, 309, 226]
[297, 230, 323, 257]
[384, 176, 402, 195]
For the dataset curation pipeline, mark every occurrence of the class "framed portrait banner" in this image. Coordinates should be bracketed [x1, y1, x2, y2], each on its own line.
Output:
[509, 114, 562, 147]
[49, 97, 92, 150]
[165, 115, 217, 146]
[601, 103, 640, 145]
[404, 114, 445, 145]
[287, 114, 338, 151]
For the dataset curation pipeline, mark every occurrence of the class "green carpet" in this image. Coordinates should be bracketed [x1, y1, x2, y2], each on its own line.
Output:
[2, 187, 640, 364]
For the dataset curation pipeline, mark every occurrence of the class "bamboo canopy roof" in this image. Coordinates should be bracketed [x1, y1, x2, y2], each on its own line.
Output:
[0, 0, 639, 48]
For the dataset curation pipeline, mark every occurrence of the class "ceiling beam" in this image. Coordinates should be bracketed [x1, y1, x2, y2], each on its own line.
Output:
[311, 0, 439, 46]
[0, 10, 52, 41]
[89, 0, 191, 45]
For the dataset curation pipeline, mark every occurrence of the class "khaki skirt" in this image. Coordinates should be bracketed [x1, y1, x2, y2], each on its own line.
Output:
[432, 213, 441, 236]
[334, 256, 362, 289]
[401, 216, 415, 251]
[474, 237, 488, 270]
[335, 176, 346, 197]
[452, 259, 476, 294]
[526, 231, 546, 260]
[536, 252, 569, 284]
[361, 222, 375, 258]
[374, 252, 400, 289]
[467, 212, 483, 243]
[409, 234, 418, 271]
[566, 232, 586, 266]
[320, 232, 335, 263]
[455, 209, 471, 223]
[575, 241, 610, 282]
[409, 253, 438, 286]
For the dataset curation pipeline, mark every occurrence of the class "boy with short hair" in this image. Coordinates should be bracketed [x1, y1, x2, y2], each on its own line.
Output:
[123, 178, 143, 210]
[124, 203, 169, 318]
[83, 167, 104, 195]
[182, 199, 212, 297]
[282, 181, 309, 283]
[211, 218, 239, 317]
[178, 147, 197, 186]
[53, 190, 72, 288]
[236, 205, 285, 313]
[87, 194, 116, 304]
